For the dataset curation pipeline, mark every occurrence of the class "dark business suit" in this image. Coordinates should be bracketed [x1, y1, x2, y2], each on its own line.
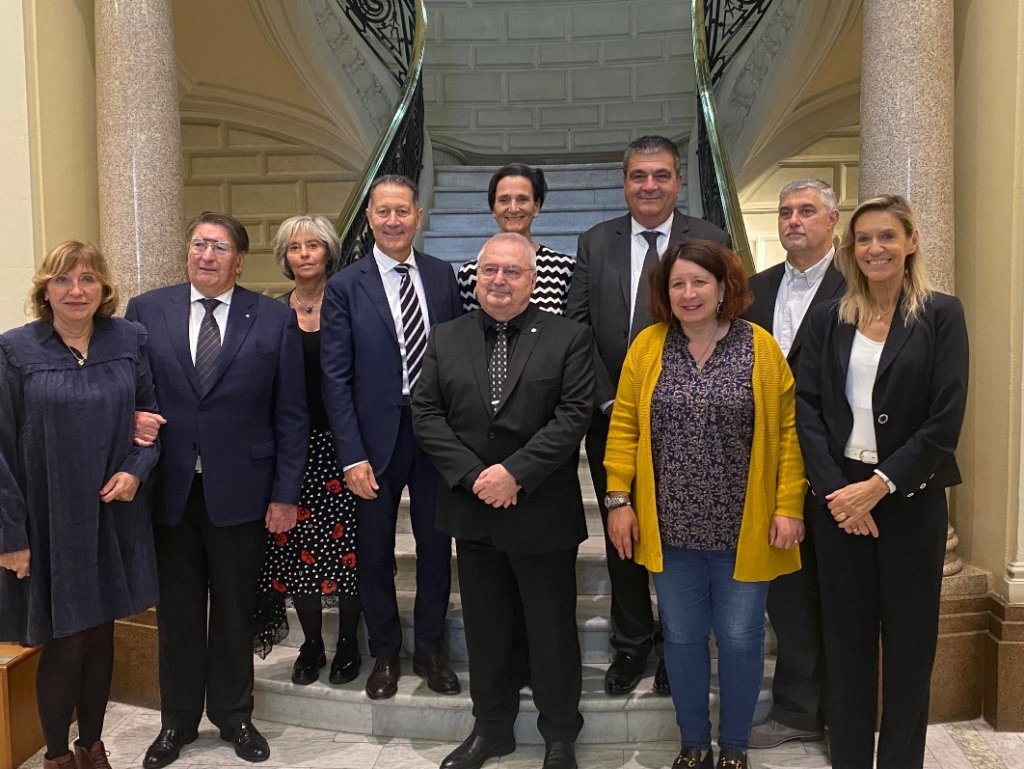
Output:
[742, 259, 844, 732]
[795, 293, 969, 769]
[321, 250, 462, 658]
[125, 284, 307, 731]
[565, 210, 729, 660]
[412, 305, 594, 741]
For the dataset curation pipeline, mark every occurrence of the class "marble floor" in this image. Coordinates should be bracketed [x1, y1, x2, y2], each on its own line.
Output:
[20, 703, 1024, 769]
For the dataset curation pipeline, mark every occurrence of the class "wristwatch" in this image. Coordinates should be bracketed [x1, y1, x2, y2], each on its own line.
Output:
[604, 492, 631, 510]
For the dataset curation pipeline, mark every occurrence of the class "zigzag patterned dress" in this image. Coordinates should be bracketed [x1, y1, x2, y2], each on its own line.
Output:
[457, 244, 575, 315]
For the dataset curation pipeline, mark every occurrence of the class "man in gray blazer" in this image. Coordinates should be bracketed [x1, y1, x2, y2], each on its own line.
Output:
[565, 135, 729, 696]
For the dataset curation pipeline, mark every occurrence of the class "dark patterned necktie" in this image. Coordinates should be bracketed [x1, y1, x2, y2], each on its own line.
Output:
[195, 298, 221, 394]
[489, 322, 509, 411]
[394, 264, 426, 389]
[630, 230, 661, 342]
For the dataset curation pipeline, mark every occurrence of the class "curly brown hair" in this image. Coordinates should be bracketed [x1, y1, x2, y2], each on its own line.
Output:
[648, 239, 751, 324]
[29, 241, 119, 323]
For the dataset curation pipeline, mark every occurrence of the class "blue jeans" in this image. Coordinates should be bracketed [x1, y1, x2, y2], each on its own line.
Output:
[652, 546, 769, 750]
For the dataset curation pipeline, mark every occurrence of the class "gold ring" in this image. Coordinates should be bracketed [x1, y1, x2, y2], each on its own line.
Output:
[836, 512, 849, 522]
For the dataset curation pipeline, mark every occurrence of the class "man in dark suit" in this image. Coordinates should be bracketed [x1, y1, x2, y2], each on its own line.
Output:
[565, 135, 729, 696]
[321, 175, 463, 700]
[743, 179, 844, 749]
[413, 232, 593, 769]
[126, 211, 307, 767]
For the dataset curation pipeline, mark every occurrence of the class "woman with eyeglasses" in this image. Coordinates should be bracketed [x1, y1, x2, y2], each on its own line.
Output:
[457, 163, 576, 315]
[0, 241, 159, 769]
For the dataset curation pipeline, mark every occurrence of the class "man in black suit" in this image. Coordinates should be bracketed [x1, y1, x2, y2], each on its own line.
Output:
[743, 179, 844, 749]
[321, 175, 463, 700]
[565, 135, 729, 696]
[127, 212, 307, 767]
[413, 233, 594, 769]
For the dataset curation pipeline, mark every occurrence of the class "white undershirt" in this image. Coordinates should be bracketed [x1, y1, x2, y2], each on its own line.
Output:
[844, 331, 883, 455]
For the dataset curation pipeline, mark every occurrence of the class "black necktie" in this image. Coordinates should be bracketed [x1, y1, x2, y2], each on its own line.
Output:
[394, 263, 427, 390]
[195, 298, 221, 394]
[489, 322, 509, 411]
[631, 230, 660, 342]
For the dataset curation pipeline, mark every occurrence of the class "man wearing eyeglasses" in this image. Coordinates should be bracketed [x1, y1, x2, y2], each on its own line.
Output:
[413, 233, 594, 769]
[126, 211, 307, 768]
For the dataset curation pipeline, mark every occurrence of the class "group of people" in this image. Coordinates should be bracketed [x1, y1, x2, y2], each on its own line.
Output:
[0, 133, 968, 769]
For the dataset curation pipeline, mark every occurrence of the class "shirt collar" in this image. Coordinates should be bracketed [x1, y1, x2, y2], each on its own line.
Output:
[373, 244, 417, 275]
[190, 285, 235, 306]
[630, 212, 674, 240]
[479, 306, 530, 334]
[783, 247, 834, 283]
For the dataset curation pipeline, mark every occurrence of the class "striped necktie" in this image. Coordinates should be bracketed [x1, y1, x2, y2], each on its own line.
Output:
[195, 297, 221, 394]
[394, 263, 426, 389]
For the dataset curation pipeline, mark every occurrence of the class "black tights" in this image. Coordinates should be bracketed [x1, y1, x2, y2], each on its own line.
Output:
[37, 621, 114, 758]
[292, 595, 360, 649]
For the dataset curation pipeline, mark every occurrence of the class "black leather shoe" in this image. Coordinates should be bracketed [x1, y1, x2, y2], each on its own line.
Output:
[329, 637, 360, 685]
[291, 638, 326, 685]
[219, 720, 270, 763]
[413, 652, 461, 695]
[672, 745, 713, 769]
[653, 657, 671, 695]
[604, 651, 647, 695]
[143, 728, 197, 769]
[542, 741, 577, 769]
[365, 655, 401, 699]
[440, 732, 515, 769]
[715, 746, 748, 769]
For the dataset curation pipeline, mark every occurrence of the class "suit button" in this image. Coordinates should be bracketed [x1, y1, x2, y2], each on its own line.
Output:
[920, 483, 927, 489]
[877, 413, 889, 424]
[488, 432, 495, 439]
[907, 492, 915, 498]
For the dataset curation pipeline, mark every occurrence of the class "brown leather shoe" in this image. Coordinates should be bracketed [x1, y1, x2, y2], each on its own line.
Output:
[43, 752, 76, 769]
[365, 655, 401, 699]
[73, 740, 112, 769]
[413, 652, 461, 695]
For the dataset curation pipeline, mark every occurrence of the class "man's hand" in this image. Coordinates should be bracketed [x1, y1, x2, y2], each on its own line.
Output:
[133, 411, 167, 447]
[472, 464, 521, 508]
[768, 515, 805, 549]
[344, 462, 379, 500]
[0, 549, 30, 579]
[99, 472, 141, 503]
[607, 506, 639, 560]
[265, 502, 299, 533]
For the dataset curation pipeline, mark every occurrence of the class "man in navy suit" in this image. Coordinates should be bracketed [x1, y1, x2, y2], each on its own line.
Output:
[126, 212, 307, 767]
[321, 175, 463, 700]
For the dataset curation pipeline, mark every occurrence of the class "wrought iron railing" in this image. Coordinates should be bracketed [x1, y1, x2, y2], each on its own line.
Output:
[692, 0, 774, 274]
[334, 0, 427, 267]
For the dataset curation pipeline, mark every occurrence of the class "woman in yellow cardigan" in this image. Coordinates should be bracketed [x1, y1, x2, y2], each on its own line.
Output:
[604, 240, 806, 769]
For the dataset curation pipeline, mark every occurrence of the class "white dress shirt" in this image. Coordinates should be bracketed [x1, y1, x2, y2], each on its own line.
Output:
[372, 244, 431, 397]
[629, 214, 674, 323]
[188, 285, 234, 363]
[772, 248, 834, 357]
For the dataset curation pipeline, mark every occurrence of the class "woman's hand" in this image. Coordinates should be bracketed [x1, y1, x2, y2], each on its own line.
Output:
[99, 472, 141, 502]
[0, 549, 30, 578]
[607, 505, 639, 560]
[769, 515, 805, 549]
[825, 476, 888, 531]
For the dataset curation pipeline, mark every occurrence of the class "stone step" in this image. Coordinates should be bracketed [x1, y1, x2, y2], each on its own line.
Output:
[428, 206, 626, 233]
[433, 186, 624, 210]
[253, 646, 775, 745]
[434, 162, 624, 189]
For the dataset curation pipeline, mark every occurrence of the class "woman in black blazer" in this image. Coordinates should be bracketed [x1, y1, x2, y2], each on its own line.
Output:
[795, 195, 968, 769]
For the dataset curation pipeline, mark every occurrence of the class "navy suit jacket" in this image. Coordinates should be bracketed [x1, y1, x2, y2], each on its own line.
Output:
[125, 283, 307, 527]
[321, 250, 462, 472]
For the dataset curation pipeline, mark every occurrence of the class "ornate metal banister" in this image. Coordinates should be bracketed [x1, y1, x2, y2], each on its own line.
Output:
[692, 0, 774, 275]
[334, 0, 427, 267]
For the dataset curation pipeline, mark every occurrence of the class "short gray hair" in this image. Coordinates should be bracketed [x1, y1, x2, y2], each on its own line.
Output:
[778, 179, 838, 212]
[477, 232, 537, 270]
[273, 215, 342, 279]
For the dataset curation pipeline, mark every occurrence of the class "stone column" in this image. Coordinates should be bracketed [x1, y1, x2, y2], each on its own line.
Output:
[860, 0, 962, 575]
[95, 0, 184, 302]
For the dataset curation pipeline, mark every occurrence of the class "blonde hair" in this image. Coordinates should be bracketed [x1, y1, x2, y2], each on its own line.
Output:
[836, 195, 931, 326]
[29, 241, 119, 322]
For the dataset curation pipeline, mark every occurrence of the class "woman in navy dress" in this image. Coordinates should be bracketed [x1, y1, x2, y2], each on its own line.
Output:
[255, 215, 360, 686]
[0, 242, 159, 769]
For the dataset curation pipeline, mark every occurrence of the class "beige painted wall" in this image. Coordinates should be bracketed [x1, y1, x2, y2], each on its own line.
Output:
[952, 0, 1024, 601]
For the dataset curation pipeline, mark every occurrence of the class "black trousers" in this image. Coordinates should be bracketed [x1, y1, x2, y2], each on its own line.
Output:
[457, 538, 584, 744]
[814, 460, 947, 769]
[765, 491, 827, 731]
[585, 412, 661, 659]
[154, 474, 266, 732]
[355, 406, 450, 658]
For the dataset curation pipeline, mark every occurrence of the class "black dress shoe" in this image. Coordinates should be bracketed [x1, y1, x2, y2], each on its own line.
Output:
[604, 651, 647, 695]
[440, 732, 515, 769]
[413, 652, 461, 695]
[715, 746, 748, 769]
[653, 658, 671, 695]
[542, 741, 577, 769]
[143, 728, 197, 769]
[219, 720, 270, 763]
[329, 637, 360, 685]
[365, 655, 401, 699]
[291, 638, 327, 685]
[672, 745, 713, 769]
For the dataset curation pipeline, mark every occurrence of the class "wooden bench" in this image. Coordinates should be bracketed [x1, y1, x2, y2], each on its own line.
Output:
[0, 644, 44, 769]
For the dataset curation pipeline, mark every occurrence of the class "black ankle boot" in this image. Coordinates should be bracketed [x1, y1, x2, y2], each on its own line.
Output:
[329, 635, 360, 684]
[291, 637, 326, 685]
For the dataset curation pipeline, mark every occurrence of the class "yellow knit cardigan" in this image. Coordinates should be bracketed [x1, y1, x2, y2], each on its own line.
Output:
[604, 320, 805, 581]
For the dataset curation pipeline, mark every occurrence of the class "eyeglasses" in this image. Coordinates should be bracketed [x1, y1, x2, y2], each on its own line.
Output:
[478, 265, 534, 280]
[189, 239, 233, 256]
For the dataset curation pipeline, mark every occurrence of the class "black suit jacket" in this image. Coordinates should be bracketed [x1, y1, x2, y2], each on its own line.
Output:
[743, 259, 846, 371]
[795, 293, 969, 500]
[565, 210, 730, 405]
[411, 305, 594, 553]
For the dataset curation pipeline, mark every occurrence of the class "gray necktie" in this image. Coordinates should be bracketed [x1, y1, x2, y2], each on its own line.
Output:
[630, 230, 660, 342]
[394, 264, 426, 389]
[489, 322, 509, 411]
[195, 298, 221, 394]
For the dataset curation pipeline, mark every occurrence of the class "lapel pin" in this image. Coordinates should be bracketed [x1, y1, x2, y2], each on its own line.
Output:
[530, 327, 538, 333]
[245, 313, 251, 318]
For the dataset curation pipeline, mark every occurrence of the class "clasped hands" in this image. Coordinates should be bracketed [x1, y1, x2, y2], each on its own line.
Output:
[824, 475, 889, 538]
[0, 549, 30, 579]
[473, 464, 521, 508]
